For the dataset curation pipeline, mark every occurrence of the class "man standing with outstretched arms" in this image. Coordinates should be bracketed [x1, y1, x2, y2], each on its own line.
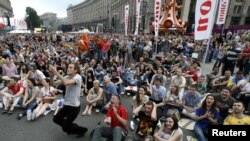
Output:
[49, 63, 88, 138]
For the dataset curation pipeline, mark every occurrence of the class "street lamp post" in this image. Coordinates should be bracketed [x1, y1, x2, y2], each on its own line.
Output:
[113, 13, 118, 33]
[142, 0, 147, 34]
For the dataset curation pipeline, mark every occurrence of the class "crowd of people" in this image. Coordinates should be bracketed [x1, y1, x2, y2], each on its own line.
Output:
[0, 30, 250, 141]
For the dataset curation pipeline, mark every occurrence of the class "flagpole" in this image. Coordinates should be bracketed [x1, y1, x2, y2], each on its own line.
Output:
[203, 38, 210, 64]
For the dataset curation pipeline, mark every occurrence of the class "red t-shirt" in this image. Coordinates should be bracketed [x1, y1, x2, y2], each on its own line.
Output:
[241, 47, 250, 60]
[187, 71, 198, 82]
[107, 105, 128, 130]
[8, 83, 24, 95]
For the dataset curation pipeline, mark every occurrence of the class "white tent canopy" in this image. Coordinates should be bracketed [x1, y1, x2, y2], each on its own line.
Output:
[9, 29, 30, 33]
[69, 29, 94, 34]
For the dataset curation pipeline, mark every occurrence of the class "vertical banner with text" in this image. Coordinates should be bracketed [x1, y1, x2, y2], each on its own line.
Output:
[195, 0, 218, 40]
[134, 0, 141, 35]
[216, 0, 230, 25]
[125, 5, 129, 36]
[154, 0, 161, 37]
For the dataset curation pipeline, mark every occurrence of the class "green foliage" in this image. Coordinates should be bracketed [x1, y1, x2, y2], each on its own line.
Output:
[25, 7, 41, 30]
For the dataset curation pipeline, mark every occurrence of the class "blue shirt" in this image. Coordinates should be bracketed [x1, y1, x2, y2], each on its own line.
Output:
[195, 108, 220, 129]
[182, 92, 201, 108]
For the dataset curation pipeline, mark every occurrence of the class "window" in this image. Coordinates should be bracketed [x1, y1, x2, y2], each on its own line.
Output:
[233, 6, 242, 14]
[247, 6, 250, 16]
[230, 17, 241, 25]
[245, 17, 250, 24]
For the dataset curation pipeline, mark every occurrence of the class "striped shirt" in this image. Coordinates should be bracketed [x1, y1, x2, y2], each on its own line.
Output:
[226, 47, 241, 61]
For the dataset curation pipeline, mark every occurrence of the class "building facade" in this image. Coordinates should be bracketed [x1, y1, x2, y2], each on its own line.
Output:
[0, 0, 13, 28]
[40, 12, 57, 32]
[66, 0, 250, 34]
[67, 0, 191, 33]
[67, 0, 110, 32]
[225, 0, 250, 27]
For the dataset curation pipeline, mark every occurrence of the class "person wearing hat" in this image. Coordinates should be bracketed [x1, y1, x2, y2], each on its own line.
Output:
[0, 75, 24, 114]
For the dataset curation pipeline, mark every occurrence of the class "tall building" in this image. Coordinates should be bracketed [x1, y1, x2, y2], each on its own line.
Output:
[67, 0, 190, 33]
[67, 0, 110, 32]
[0, 0, 13, 27]
[225, 0, 250, 27]
[40, 12, 57, 32]
[66, 0, 250, 34]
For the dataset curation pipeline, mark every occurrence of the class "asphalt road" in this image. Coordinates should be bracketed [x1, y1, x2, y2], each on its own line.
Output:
[0, 94, 195, 141]
[0, 53, 216, 141]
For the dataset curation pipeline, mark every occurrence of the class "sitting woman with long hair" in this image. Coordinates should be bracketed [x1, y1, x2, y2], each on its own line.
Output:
[18, 78, 41, 120]
[130, 86, 149, 130]
[158, 85, 183, 118]
[194, 94, 220, 141]
[154, 115, 183, 141]
[31, 79, 58, 120]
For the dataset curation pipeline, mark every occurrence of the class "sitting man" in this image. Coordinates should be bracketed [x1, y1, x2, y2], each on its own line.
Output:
[211, 70, 232, 92]
[214, 87, 235, 124]
[182, 84, 201, 119]
[224, 101, 250, 125]
[91, 95, 128, 141]
[133, 101, 158, 141]
[0, 75, 24, 114]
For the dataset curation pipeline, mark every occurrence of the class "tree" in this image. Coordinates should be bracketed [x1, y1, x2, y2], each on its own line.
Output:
[25, 7, 41, 30]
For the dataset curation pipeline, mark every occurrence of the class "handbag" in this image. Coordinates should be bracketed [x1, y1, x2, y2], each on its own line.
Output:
[43, 98, 53, 104]
[43, 87, 53, 104]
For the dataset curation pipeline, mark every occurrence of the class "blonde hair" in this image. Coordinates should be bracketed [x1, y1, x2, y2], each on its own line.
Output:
[93, 80, 100, 85]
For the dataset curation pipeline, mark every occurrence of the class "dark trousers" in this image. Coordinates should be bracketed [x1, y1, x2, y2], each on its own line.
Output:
[222, 60, 236, 75]
[53, 105, 87, 134]
[91, 126, 124, 141]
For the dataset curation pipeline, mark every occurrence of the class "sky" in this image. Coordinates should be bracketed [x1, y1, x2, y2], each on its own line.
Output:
[10, 0, 85, 19]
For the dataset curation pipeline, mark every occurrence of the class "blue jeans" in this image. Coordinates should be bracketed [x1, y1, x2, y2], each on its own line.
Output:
[194, 124, 208, 141]
[91, 126, 124, 141]
[22, 101, 38, 116]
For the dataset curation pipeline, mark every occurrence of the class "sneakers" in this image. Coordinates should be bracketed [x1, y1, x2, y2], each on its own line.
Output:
[130, 120, 135, 131]
[31, 112, 36, 120]
[2, 109, 8, 114]
[27, 109, 32, 121]
[43, 109, 51, 116]
[17, 114, 23, 120]
[8, 110, 14, 115]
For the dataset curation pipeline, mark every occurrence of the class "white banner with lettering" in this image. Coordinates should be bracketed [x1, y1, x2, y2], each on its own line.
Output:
[134, 0, 141, 35]
[195, 0, 218, 40]
[125, 5, 129, 36]
[216, 0, 230, 25]
[154, 0, 161, 37]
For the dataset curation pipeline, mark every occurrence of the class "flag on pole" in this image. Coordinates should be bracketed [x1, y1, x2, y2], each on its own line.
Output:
[216, 0, 230, 25]
[154, 0, 161, 37]
[134, 0, 141, 35]
[125, 5, 129, 36]
[194, 0, 218, 40]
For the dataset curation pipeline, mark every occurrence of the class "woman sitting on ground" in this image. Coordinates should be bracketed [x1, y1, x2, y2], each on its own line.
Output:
[31, 79, 59, 120]
[82, 80, 103, 116]
[130, 86, 150, 130]
[154, 115, 183, 141]
[157, 85, 183, 118]
[18, 78, 41, 120]
[194, 94, 220, 141]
